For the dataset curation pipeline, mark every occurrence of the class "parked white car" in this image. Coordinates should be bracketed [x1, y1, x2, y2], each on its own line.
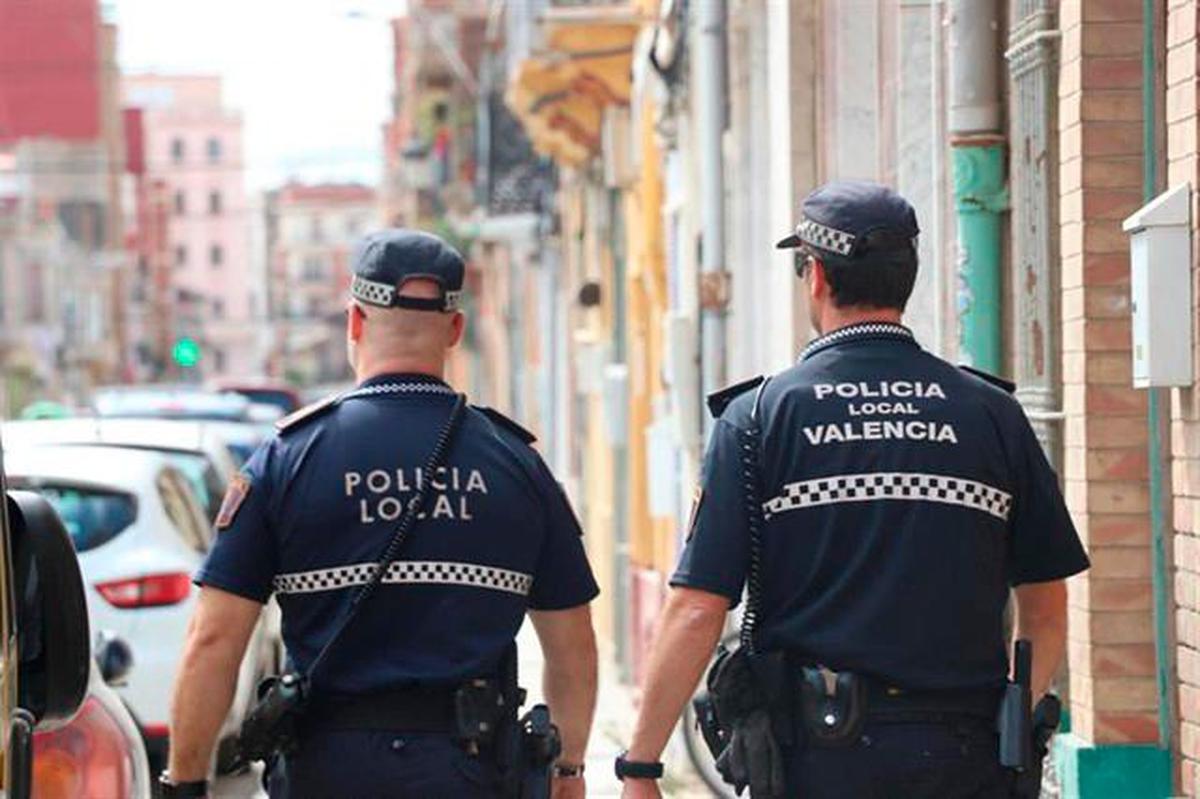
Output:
[5, 445, 274, 772]
[1, 418, 239, 523]
[32, 658, 153, 798]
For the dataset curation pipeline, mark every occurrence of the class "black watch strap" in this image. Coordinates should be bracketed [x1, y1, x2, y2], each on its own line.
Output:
[158, 772, 209, 798]
[614, 750, 664, 781]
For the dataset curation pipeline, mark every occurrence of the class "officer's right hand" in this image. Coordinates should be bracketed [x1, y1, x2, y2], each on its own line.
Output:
[552, 774, 586, 799]
[620, 778, 662, 799]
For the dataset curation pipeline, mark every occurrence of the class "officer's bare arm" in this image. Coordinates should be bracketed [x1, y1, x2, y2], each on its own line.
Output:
[1013, 579, 1068, 698]
[627, 587, 728, 764]
[168, 586, 262, 781]
[529, 604, 598, 766]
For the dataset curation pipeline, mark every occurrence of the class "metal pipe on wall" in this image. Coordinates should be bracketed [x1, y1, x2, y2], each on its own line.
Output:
[695, 0, 728, 426]
[948, 0, 1007, 373]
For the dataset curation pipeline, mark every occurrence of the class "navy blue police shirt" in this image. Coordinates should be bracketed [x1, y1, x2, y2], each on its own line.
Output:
[673, 323, 1090, 691]
[196, 373, 599, 694]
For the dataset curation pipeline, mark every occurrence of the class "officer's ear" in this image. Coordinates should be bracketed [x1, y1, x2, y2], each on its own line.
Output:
[809, 257, 831, 300]
[347, 301, 366, 342]
[447, 311, 465, 349]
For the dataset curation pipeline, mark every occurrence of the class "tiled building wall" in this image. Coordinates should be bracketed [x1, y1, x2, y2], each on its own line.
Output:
[1166, 0, 1200, 792]
[1059, 0, 1161, 750]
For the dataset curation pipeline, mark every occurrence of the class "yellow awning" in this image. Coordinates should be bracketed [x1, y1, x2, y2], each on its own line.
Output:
[505, 2, 643, 168]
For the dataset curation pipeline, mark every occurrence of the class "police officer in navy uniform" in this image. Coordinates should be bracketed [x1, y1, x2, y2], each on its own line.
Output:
[619, 181, 1089, 798]
[160, 230, 599, 799]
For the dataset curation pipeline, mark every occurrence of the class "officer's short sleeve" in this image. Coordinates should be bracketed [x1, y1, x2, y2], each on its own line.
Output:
[670, 418, 749, 606]
[1007, 411, 1090, 586]
[194, 440, 279, 603]
[528, 455, 600, 611]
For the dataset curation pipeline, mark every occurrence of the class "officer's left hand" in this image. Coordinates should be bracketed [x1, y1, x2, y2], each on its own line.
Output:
[620, 778, 662, 799]
[552, 775, 586, 799]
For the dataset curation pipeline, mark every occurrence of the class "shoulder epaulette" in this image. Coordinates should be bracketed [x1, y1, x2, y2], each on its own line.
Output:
[275, 392, 343, 434]
[707, 375, 765, 419]
[475, 406, 537, 445]
[958, 365, 1017, 394]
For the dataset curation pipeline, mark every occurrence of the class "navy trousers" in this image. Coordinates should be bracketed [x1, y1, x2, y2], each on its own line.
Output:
[265, 730, 501, 798]
[787, 719, 1014, 798]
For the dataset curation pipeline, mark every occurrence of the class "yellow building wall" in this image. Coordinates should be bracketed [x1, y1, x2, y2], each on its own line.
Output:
[624, 90, 675, 574]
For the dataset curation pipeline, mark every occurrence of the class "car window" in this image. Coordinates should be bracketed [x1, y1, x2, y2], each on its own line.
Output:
[20, 485, 137, 553]
[156, 470, 211, 553]
[160, 453, 222, 522]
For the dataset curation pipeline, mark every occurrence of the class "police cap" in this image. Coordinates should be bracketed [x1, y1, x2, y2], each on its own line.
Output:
[775, 180, 919, 260]
[349, 229, 466, 313]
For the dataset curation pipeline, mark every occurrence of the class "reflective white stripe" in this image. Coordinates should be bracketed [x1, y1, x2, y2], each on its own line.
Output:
[273, 561, 533, 597]
[763, 472, 1013, 522]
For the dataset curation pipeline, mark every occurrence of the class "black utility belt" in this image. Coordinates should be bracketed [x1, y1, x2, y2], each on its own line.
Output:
[862, 681, 1002, 722]
[307, 686, 462, 733]
[791, 661, 1003, 748]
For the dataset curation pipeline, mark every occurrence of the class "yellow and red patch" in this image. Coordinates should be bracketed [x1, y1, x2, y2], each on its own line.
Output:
[216, 473, 252, 530]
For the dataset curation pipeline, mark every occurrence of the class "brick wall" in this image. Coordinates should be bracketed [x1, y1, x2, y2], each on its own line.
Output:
[1059, 0, 1161, 750]
[1166, 0, 1200, 792]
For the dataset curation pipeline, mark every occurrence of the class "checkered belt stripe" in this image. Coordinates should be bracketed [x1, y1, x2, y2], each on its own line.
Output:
[762, 472, 1013, 522]
[273, 560, 533, 597]
[343, 382, 455, 400]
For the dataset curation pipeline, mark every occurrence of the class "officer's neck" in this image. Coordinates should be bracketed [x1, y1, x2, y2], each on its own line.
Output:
[815, 306, 904, 337]
[356, 357, 446, 384]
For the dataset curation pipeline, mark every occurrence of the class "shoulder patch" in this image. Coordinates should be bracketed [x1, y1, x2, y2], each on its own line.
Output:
[476, 406, 537, 444]
[958, 365, 1017, 394]
[706, 376, 765, 419]
[275, 392, 342, 434]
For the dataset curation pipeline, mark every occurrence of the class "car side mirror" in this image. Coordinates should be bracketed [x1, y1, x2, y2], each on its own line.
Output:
[95, 630, 134, 686]
[8, 491, 90, 725]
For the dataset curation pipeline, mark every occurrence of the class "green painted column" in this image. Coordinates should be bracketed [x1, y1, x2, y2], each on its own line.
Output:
[952, 140, 1008, 374]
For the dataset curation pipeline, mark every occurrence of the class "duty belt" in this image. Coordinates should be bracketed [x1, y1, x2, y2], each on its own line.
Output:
[305, 686, 459, 734]
[862, 682, 1003, 723]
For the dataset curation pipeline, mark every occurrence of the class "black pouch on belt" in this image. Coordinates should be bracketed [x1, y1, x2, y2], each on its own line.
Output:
[798, 666, 868, 747]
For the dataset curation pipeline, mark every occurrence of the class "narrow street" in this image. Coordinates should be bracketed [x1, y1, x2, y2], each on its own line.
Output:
[213, 622, 711, 797]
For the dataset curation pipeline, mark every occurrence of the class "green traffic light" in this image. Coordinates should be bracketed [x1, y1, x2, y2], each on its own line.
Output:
[172, 337, 202, 368]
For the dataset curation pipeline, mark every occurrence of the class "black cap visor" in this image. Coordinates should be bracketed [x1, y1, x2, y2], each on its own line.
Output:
[775, 233, 803, 249]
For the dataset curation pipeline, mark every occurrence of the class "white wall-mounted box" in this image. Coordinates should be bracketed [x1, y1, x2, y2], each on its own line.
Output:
[1122, 184, 1195, 388]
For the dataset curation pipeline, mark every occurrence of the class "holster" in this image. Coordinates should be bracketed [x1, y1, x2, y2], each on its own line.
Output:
[237, 673, 309, 764]
[464, 644, 559, 799]
[1011, 695, 1062, 799]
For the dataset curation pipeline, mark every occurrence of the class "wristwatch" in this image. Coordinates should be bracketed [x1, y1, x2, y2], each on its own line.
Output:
[554, 761, 585, 778]
[158, 772, 209, 798]
[614, 750, 664, 781]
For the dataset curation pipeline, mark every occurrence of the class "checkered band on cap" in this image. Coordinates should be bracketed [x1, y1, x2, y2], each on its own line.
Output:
[352, 275, 460, 312]
[762, 472, 1013, 523]
[351, 275, 396, 307]
[798, 218, 857, 256]
[272, 560, 534, 597]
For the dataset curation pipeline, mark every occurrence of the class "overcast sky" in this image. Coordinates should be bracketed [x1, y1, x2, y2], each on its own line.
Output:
[110, 0, 403, 191]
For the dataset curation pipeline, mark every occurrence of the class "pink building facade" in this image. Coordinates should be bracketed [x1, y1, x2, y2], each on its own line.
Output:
[122, 75, 258, 379]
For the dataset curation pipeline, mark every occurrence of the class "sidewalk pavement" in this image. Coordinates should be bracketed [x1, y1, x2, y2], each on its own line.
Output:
[517, 623, 712, 798]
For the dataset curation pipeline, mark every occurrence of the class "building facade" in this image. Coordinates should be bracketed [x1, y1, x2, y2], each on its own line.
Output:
[0, 0, 130, 411]
[266, 182, 379, 385]
[122, 74, 256, 380]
